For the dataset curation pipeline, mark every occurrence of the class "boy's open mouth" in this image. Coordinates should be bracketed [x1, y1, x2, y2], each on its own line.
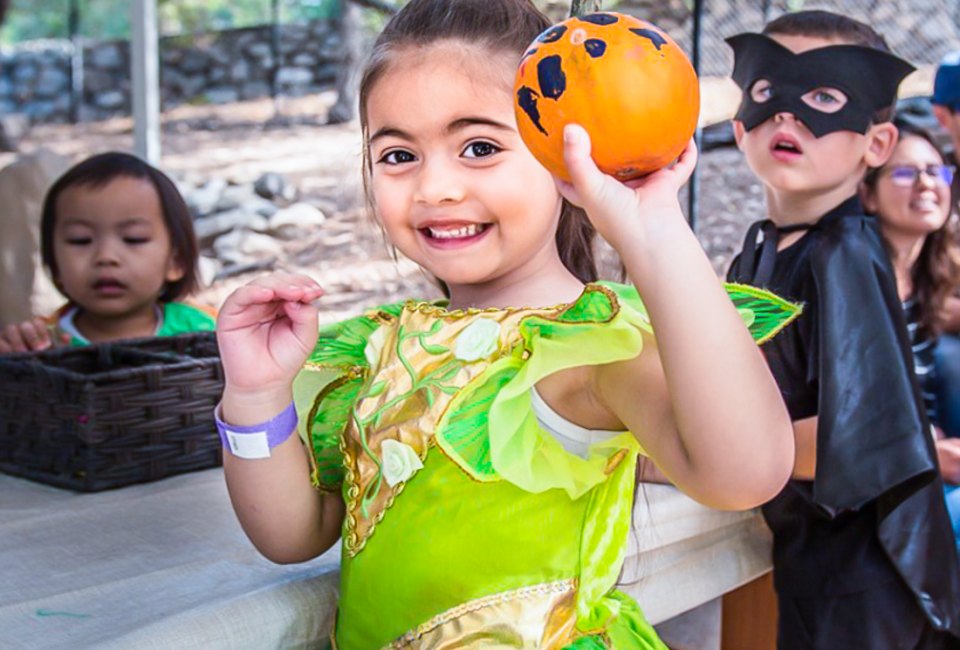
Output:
[770, 134, 803, 156]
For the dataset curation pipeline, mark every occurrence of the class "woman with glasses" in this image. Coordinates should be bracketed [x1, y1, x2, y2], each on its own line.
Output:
[862, 119, 960, 550]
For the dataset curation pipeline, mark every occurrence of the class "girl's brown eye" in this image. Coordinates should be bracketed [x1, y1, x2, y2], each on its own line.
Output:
[379, 150, 416, 165]
[463, 141, 500, 159]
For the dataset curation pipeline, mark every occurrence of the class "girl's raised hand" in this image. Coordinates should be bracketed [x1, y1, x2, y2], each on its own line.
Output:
[216, 273, 324, 396]
[555, 123, 697, 251]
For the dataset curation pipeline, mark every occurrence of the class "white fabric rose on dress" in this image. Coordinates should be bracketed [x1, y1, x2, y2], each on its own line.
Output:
[453, 319, 501, 362]
[381, 439, 424, 487]
[364, 326, 388, 367]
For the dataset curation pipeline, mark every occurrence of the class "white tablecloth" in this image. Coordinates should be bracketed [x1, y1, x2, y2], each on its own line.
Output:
[0, 470, 771, 649]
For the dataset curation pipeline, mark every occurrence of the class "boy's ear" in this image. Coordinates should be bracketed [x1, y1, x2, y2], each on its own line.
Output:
[733, 120, 746, 150]
[862, 122, 899, 168]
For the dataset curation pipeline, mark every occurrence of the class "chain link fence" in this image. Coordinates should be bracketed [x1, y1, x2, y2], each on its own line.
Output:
[606, 0, 960, 78]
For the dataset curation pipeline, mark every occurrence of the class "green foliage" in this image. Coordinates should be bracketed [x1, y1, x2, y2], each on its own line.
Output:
[0, 0, 342, 45]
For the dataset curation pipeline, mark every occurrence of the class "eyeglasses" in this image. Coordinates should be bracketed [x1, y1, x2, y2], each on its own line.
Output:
[883, 164, 955, 187]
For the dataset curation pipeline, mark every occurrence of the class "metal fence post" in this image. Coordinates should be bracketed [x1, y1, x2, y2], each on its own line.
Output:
[131, 0, 160, 163]
[687, 0, 704, 232]
[270, 0, 280, 100]
[68, 0, 82, 123]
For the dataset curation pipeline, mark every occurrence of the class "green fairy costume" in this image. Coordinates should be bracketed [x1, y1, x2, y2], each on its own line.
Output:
[293, 281, 799, 649]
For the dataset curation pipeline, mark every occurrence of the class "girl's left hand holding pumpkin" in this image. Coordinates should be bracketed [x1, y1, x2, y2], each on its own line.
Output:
[556, 123, 697, 254]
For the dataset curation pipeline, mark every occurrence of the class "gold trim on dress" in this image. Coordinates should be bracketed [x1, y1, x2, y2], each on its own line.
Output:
[385, 579, 585, 649]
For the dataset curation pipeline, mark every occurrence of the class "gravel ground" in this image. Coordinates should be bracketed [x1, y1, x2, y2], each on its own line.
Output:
[10, 93, 768, 321]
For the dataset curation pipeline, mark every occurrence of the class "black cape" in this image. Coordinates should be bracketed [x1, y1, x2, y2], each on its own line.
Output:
[728, 196, 960, 638]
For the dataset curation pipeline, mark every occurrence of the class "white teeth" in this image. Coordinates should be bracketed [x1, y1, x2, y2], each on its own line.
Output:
[428, 224, 483, 239]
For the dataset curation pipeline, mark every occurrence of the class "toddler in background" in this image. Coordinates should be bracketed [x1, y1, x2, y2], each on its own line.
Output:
[0, 152, 214, 352]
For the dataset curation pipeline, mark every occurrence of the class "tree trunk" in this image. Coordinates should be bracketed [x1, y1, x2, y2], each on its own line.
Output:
[327, 0, 364, 125]
[570, 0, 602, 17]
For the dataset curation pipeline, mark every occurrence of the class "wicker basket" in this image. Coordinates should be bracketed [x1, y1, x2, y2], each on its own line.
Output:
[0, 332, 224, 492]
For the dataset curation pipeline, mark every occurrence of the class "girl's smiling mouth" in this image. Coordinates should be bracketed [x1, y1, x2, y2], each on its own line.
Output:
[419, 222, 492, 248]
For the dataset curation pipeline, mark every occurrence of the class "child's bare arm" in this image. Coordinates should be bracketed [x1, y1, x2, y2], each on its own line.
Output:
[223, 443, 343, 563]
[559, 125, 794, 510]
[217, 273, 344, 563]
[596, 326, 791, 510]
[792, 416, 817, 480]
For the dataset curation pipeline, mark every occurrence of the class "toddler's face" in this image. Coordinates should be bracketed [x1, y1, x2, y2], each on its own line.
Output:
[364, 42, 563, 291]
[734, 34, 882, 195]
[52, 176, 184, 319]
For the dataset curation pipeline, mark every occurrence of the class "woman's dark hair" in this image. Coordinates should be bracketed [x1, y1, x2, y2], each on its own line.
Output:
[40, 151, 201, 303]
[863, 120, 960, 334]
[357, 0, 598, 287]
[763, 10, 897, 123]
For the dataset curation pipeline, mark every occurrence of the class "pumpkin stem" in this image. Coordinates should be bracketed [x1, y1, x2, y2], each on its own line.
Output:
[569, 0, 602, 18]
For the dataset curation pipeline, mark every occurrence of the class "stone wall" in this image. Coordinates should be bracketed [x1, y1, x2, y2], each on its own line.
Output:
[5, 1, 960, 124]
[0, 20, 342, 124]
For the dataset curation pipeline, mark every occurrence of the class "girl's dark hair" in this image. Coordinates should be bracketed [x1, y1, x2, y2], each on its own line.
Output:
[763, 10, 896, 123]
[863, 120, 960, 334]
[358, 0, 597, 286]
[40, 151, 201, 303]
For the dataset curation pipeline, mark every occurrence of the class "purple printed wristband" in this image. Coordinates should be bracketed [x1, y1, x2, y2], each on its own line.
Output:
[215, 401, 298, 459]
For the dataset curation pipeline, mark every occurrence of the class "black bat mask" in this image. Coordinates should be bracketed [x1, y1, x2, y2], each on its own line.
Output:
[726, 33, 915, 137]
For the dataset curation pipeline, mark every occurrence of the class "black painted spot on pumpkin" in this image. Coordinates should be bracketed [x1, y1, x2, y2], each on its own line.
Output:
[580, 13, 618, 25]
[584, 39, 607, 58]
[630, 28, 667, 51]
[517, 86, 548, 136]
[537, 25, 567, 43]
[537, 55, 566, 100]
[521, 47, 538, 62]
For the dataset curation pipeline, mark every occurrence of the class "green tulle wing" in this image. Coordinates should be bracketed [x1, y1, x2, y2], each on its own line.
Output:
[723, 282, 803, 344]
[436, 284, 648, 492]
[435, 358, 521, 482]
[434, 281, 800, 494]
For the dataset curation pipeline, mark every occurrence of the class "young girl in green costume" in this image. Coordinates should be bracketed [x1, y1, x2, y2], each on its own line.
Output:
[216, 1, 799, 646]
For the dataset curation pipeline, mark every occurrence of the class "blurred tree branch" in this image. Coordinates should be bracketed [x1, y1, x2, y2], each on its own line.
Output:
[349, 0, 398, 15]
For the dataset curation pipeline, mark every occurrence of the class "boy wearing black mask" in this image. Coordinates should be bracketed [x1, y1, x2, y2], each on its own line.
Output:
[727, 11, 960, 649]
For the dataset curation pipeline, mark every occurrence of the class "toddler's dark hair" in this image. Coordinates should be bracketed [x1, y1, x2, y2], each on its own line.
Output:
[40, 151, 201, 303]
[357, 0, 598, 285]
[763, 10, 897, 123]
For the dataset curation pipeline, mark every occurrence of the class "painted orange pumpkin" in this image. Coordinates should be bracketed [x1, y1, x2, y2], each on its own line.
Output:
[514, 12, 699, 181]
